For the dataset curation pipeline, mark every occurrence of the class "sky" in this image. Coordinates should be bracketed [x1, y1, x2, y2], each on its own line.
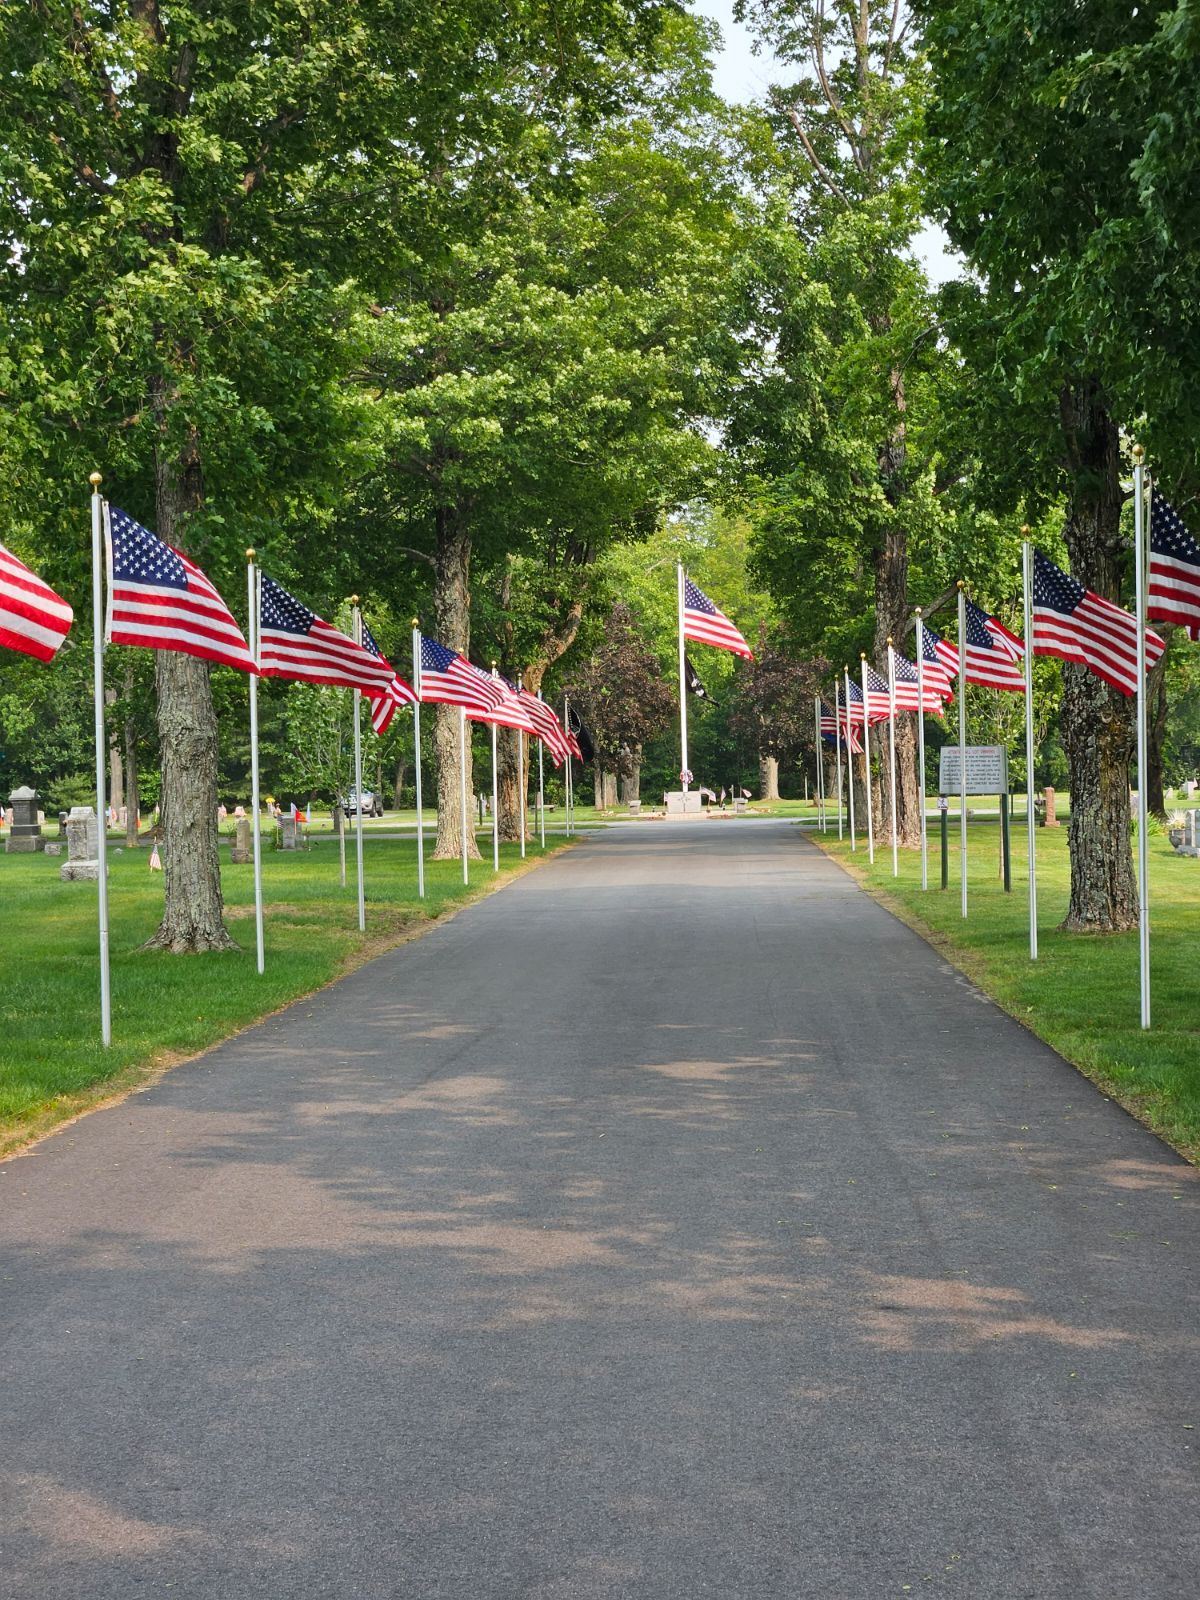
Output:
[691, 0, 962, 286]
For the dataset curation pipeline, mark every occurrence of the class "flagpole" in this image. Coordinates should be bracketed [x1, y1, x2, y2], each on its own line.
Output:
[411, 622, 425, 899]
[1132, 445, 1151, 1028]
[490, 668, 500, 872]
[89, 474, 112, 1046]
[1020, 536, 1038, 961]
[843, 669, 857, 851]
[563, 696, 573, 837]
[517, 674, 527, 857]
[833, 689, 843, 840]
[886, 641, 898, 876]
[860, 655, 875, 864]
[915, 610, 929, 891]
[537, 693, 546, 848]
[958, 582, 968, 918]
[246, 551, 265, 974]
[459, 704, 469, 886]
[676, 562, 690, 794]
[813, 697, 825, 833]
[350, 599, 366, 932]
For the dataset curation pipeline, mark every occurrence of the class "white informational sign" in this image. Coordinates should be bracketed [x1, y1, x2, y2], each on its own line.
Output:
[938, 744, 1009, 796]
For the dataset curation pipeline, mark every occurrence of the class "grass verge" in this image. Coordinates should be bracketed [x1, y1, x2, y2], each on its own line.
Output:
[0, 833, 568, 1157]
[813, 815, 1200, 1163]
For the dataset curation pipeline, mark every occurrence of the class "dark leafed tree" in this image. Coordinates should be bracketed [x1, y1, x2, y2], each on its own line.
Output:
[728, 639, 827, 800]
[564, 605, 676, 804]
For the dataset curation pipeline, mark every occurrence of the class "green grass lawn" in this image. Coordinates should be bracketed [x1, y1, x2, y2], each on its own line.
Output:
[0, 831, 565, 1154]
[814, 810, 1200, 1161]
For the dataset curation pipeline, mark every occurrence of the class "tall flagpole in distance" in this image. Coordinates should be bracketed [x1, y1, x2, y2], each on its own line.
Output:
[813, 697, 825, 832]
[676, 562, 690, 794]
[350, 598, 366, 932]
[886, 640, 899, 876]
[411, 622, 425, 899]
[1132, 444, 1151, 1028]
[966, 582, 972, 921]
[563, 696, 573, 837]
[517, 674, 527, 858]
[458, 704, 469, 885]
[1020, 534, 1038, 960]
[915, 609, 929, 891]
[490, 667, 500, 872]
[833, 687, 843, 840]
[246, 550, 265, 974]
[537, 692, 546, 848]
[843, 668, 857, 850]
[860, 654, 875, 865]
[89, 473, 112, 1046]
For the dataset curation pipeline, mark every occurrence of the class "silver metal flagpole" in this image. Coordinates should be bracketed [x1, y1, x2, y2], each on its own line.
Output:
[1020, 535, 1038, 960]
[89, 474, 112, 1046]
[860, 654, 875, 864]
[459, 704, 469, 885]
[517, 674, 527, 858]
[490, 667, 500, 872]
[958, 581, 968, 918]
[350, 599, 366, 932]
[843, 668, 857, 850]
[1132, 445, 1151, 1028]
[411, 622, 425, 899]
[537, 692, 546, 848]
[886, 640, 898, 876]
[246, 551, 265, 974]
[915, 610, 929, 891]
[563, 696, 573, 837]
[832, 688, 843, 840]
[813, 697, 825, 833]
[676, 562, 690, 794]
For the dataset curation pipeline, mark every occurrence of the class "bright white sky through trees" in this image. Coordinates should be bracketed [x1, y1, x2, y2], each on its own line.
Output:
[691, 0, 962, 286]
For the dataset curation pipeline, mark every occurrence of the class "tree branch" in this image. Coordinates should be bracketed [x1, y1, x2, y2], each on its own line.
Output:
[770, 91, 848, 204]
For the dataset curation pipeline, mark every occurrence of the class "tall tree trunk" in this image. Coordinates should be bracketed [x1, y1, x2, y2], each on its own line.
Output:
[392, 756, 409, 811]
[432, 505, 481, 860]
[145, 429, 235, 953]
[124, 713, 140, 848]
[620, 745, 642, 805]
[496, 726, 528, 842]
[758, 753, 780, 800]
[1059, 379, 1137, 932]
[872, 540, 921, 845]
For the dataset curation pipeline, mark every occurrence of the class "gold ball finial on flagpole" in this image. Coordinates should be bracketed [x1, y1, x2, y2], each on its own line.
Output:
[1020, 524, 1030, 537]
[1132, 442, 1145, 464]
[915, 606, 923, 617]
[956, 579, 965, 591]
[887, 635, 893, 646]
[245, 547, 256, 561]
[411, 617, 420, 629]
[89, 471, 102, 489]
[349, 594, 359, 607]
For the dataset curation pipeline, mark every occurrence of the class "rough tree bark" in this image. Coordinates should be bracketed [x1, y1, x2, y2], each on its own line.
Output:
[392, 756, 409, 811]
[620, 745, 642, 805]
[758, 753, 780, 801]
[145, 422, 235, 953]
[1058, 379, 1137, 932]
[432, 505, 481, 860]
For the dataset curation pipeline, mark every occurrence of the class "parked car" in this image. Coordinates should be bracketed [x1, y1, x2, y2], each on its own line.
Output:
[341, 789, 385, 818]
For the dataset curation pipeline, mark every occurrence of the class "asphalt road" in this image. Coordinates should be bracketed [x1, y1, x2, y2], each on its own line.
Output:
[3, 821, 1198, 1599]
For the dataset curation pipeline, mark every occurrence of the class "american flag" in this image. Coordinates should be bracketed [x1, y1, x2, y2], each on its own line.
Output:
[487, 672, 543, 738]
[518, 689, 568, 764]
[961, 598, 1025, 691]
[836, 688, 864, 752]
[819, 699, 838, 741]
[920, 622, 958, 692]
[361, 617, 417, 736]
[0, 542, 73, 662]
[416, 635, 506, 717]
[106, 506, 253, 672]
[892, 651, 949, 714]
[258, 577, 395, 693]
[682, 575, 752, 658]
[1148, 489, 1200, 641]
[1032, 550, 1164, 697]
[862, 663, 892, 723]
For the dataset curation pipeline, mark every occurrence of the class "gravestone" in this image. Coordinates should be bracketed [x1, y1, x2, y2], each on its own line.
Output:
[230, 816, 252, 864]
[44, 842, 61, 856]
[1043, 787, 1059, 827]
[5, 787, 45, 853]
[1184, 780, 1197, 800]
[279, 814, 300, 850]
[60, 806, 100, 880]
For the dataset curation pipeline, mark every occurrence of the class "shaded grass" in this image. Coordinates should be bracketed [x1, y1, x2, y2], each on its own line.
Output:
[814, 814, 1200, 1162]
[0, 833, 566, 1154]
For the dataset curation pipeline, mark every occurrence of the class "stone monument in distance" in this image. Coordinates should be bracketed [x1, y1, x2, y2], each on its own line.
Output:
[5, 786, 46, 853]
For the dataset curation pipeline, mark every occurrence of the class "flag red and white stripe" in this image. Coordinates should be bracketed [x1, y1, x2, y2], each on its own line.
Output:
[682, 575, 752, 658]
[1148, 488, 1200, 641]
[961, 598, 1026, 691]
[417, 635, 506, 718]
[0, 542, 73, 662]
[518, 689, 567, 763]
[1032, 550, 1164, 697]
[893, 652, 949, 714]
[361, 617, 416, 735]
[105, 506, 253, 672]
[258, 576, 394, 693]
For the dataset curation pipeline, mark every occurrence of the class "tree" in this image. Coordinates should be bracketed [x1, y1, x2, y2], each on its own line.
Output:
[564, 605, 675, 804]
[728, 638, 827, 798]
